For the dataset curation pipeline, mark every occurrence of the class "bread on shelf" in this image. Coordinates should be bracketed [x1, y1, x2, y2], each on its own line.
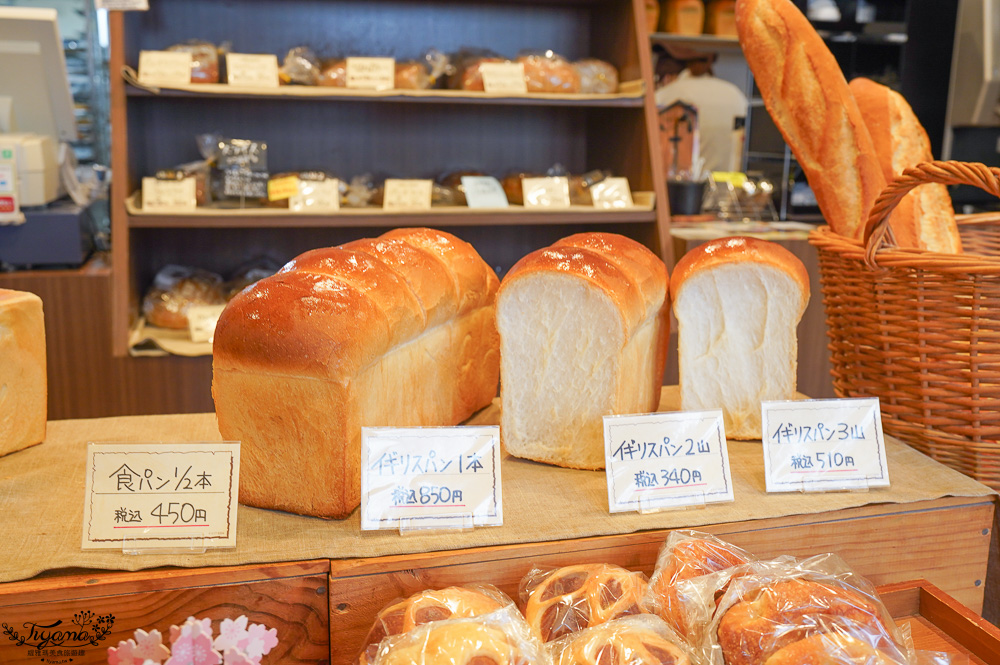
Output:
[212, 227, 500, 519]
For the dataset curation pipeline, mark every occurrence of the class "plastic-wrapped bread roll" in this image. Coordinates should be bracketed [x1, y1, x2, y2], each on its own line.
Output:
[518, 52, 582, 93]
[0, 289, 46, 456]
[735, 0, 886, 240]
[212, 228, 500, 519]
[849, 77, 961, 253]
[549, 615, 691, 665]
[670, 237, 809, 440]
[497, 232, 669, 469]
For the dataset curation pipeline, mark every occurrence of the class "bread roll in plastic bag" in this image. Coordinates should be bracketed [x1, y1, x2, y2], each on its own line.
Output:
[518, 51, 581, 93]
[142, 265, 226, 330]
[574, 59, 620, 94]
[549, 614, 694, 665]
[371, 604, 549, 665]
[520, 564, 649, 643]
[279, 46, 322, 85]
[448, 49, 507, 90]
[643, 530, 755, 641]
[358, 585, 514, 665]
[166, 40, 220, 83]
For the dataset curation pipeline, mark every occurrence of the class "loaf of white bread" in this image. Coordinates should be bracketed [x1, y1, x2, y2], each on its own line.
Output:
[671, 237, 809, 440]
[0, 289, 46, 456]
[735, 0, 886, 242]
[212, 228, 500, 519]
[849, 77, 962, 253]
[496, 232, 669, 469]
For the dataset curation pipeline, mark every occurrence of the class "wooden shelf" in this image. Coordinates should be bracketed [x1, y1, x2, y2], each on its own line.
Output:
[648, 32, 744, 53]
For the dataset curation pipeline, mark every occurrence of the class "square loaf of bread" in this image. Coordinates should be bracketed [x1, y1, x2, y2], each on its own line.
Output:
[212, 228, 500, 519]
[0, 288, 46, 456]
[670, 237, 810, 439]
[496, 233, 670, 469]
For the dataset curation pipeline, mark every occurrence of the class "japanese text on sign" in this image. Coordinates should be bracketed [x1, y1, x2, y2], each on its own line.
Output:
[604, 410, 734, 513]
[346, 57, 395, 90]
[82, 442, 240, 549]
[762, 398, 889, 492]
[361, 426, 502, 531]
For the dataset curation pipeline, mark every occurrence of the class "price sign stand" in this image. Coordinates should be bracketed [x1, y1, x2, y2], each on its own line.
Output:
[761, 398, 889, 494]
[361, 426, 502, 534]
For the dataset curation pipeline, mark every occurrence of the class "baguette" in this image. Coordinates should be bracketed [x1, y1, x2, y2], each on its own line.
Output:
[735, 0, 885, 240]
[212, 228, 499, 519]
[849, 77, 962, 252]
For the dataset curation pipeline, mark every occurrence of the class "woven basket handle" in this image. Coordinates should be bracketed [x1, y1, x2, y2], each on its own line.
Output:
[862, 160, 1000, 267]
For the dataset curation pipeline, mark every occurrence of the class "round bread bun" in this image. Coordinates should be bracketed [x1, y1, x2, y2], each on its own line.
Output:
[553, 618, 690, 665]
[763, 633, 906, 665]
[373, 618, 533, 665]
[523, 564, 648, 642]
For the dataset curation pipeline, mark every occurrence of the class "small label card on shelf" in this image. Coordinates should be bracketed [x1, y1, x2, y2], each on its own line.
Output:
[361, 426, 502, 531]
[461, 175, 509, 208]
[762, 398, 889, 492]
[604, 410, 734, 513]
[267, 174, 300, 201]
[226, 53, 280, 88]
[82, 442, 240, 550]
[383, 178, 433, 211]
[480, 62, 528, 94]
[95, 0, 148, 11]
[142, 176, 197, 212]
[522, 176, 572, 209]
[290, 177, 341, 212]
[138, 50, 192, 87]
[346, 57, 396, 90]
[590, 177, 635, 209]
[187, 304, 227, 344]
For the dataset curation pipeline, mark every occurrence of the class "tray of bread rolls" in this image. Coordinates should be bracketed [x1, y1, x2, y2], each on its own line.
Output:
[734, 0, 1000, 491]
[340, 529, 1000, 665]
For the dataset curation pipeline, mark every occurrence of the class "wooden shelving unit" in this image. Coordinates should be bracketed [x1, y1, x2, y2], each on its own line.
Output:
[108, 0, 669, 357]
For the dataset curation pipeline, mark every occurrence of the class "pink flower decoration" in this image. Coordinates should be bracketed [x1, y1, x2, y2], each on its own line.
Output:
[169, 617, 214, 644]
[213, 616, 249, 652]
[133, 628, 171, 664]
[221, 648, 255, 665]
[108, 638, 140, 665]
[165, 631, 221, 665]
[238, 623, 278, 662]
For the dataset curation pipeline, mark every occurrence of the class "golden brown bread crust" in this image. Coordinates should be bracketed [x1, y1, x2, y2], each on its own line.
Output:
[717, 579, 894, 665]
[0, 289, 47, 455]
[848, 77, 962, 253]
[554, 619, 690, 665]
[374, 618, 532, 665]
[763, 633, 904, 665]
[736, 0, 886, 240]
[213, 228, 500, 519]
[522, 564, 648, 642]
[669, 236, 810, 311]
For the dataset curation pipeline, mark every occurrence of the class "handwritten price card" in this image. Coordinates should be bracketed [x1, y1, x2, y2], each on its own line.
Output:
[138, 50, 192, 87]
[383, 178, 433, 211]
[603, 410, 734, 513]
[289, 177, 341, 212]
[82, 442, 240, 549]
[226, 53, 280, 88]
[522, 176, 571, 209]
[480, 62, 528, 94]
[762, 398, 889, 492]
[461, 175, 509, 208]
[142, 177, 197, 213]
[346, 57, 395, 90]
[361, 426, 502, 531]
[590, 177, 635, 209]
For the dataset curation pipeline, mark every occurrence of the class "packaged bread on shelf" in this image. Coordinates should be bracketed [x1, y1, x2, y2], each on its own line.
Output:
[166, 40, 220, 83]
[549, 615, 692, 665]
[0, 289, 46, 456]
[357, 585, 514, 665]
[496, 233, 669, 469]
[849, 77, 962, 253]
[520, 564, 649, 643]
[141, 265, 227, 330]
[670, 237, 809, 440]
[212, 228, 501, 519]
[735, 0, 886, 240]
[518, 51, 582, 93]
[574, 59, 619, 94]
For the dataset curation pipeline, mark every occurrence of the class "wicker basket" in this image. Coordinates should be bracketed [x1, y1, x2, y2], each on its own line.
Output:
[809, 160, 1000, 489]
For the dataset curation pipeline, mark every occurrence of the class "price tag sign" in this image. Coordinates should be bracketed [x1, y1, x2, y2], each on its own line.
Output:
[590, 177, 635, 209]
[226, 53, 280, 88]
[461, 175, 509, 209]
[762, 398, 889, 492]
[95, 0, 148, 10]
[522, 176, 571, 209]
[142, 177, 197, 212]
[267, 175, 300, 201]
[361, 426, 502, 531]
[346, 57, 396, 90]
[383, 178, 433, 211]
[138, 50, 192, 87]
[187, 304, 227, 343]
[604, 410, 734, 513]
[290, 178, 341, 212]
[82, 442, 240, 549]
[480, 62, 528, 94]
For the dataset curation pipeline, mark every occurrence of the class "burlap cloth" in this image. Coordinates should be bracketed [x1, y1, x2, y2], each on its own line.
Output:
[1, 387, 993, 583]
